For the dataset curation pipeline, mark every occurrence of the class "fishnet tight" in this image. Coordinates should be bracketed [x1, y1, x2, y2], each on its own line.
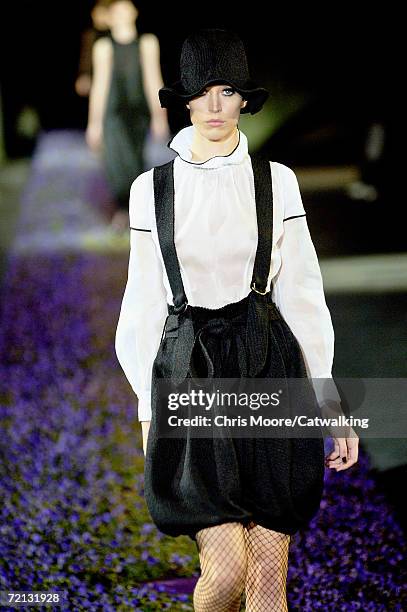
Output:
[193, 520, 290, 611]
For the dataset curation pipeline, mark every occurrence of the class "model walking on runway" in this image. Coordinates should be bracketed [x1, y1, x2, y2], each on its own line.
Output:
[86, 0, 169, 233]
[116, 28, 359, 611]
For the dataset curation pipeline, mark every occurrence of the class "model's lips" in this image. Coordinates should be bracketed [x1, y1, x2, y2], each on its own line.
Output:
[206, 120, 225, 125]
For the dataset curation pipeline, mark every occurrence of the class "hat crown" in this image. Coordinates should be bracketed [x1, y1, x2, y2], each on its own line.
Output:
[158, 28, 270, 115]
[179, 28, 251, 93]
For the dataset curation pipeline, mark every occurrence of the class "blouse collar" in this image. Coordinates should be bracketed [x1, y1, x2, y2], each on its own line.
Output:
[167, 124, 249, 169]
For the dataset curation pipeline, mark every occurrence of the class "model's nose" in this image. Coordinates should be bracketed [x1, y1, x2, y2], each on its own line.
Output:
[208, 94, 222, 112]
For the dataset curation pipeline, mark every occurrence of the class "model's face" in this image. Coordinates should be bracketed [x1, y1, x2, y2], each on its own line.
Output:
[108, 1, 138, 28]
[186, 83, 247, 141]
[91, 6, 109, 31]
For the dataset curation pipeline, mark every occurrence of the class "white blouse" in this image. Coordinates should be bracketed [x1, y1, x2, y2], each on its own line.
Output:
[115, 125, 339, 422]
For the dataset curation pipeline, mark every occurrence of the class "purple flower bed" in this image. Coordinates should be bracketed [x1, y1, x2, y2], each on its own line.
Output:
[287, 449, 407, 610]
[0, 252, 198, 611]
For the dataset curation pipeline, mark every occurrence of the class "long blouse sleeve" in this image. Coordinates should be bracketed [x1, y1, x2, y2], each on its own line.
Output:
[272, 165, 342, 408]
[115, 171, 168, 422]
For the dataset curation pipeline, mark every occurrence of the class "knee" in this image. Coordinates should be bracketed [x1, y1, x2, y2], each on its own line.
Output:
[206, 563, 246, 600]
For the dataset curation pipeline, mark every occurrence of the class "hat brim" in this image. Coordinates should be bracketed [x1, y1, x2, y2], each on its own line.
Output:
[159, 78, 270, 115]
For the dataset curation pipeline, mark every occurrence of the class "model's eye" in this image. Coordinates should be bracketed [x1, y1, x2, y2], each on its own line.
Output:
[198, 88, 236, 96]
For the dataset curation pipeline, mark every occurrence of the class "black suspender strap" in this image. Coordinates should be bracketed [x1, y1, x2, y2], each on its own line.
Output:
[153, 154, 274, 312]
[250, 153, 273, 295]
[245, 153, 274, 375]
[153, 160, 188, 314]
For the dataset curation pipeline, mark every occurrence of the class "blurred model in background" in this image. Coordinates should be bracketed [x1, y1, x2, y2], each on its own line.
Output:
[86, 0, 170, 233]
[75, 1, 110, 98]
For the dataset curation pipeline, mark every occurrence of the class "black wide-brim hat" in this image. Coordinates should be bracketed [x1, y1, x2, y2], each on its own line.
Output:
[159, 29, 270, 115]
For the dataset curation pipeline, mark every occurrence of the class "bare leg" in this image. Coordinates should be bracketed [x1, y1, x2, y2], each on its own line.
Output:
[243, 521, 290, 612]
[193, 522, 247, 612]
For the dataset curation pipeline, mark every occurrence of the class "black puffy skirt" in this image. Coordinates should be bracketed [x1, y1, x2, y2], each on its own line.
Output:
[143, 291, 325, 540]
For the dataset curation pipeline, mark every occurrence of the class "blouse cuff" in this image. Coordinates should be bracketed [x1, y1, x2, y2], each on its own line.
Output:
[137, 389, 152, 422]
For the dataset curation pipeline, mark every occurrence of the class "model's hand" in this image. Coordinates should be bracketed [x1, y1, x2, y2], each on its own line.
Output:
[86, 122, 103, 153]
[150, 113, 170, 142]
[325, 427, 359, 471]
[75, 74, 92, 97]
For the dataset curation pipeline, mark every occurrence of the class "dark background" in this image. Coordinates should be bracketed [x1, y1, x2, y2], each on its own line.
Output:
[1, 2, 397, 164]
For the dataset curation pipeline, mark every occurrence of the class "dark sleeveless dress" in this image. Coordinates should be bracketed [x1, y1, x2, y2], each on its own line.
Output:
[103, 34, 150, 210]
[143, 154, 326, 541]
